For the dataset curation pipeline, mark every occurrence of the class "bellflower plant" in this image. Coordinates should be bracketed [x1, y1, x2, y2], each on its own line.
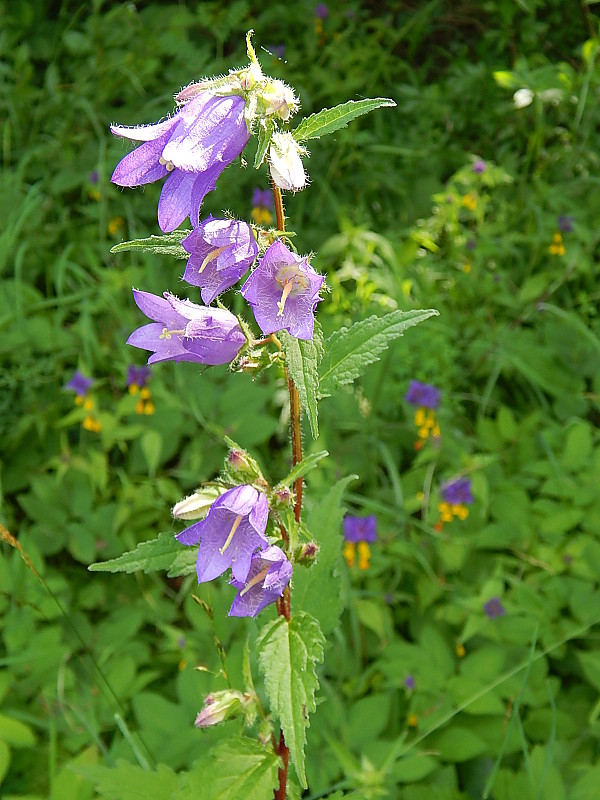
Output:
[127, 289, 246, 365]
[241, 238, 324, 339]
[182, 216, 258, 304]
[94, 32, 438, 798]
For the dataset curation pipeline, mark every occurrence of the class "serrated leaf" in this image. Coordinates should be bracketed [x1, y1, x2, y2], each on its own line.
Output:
[254, 118, 274, 168]
[294, 475, 357, 634]
[75, 761, 177, 800]
[256, 612, 325, 788]
[277, 450, 329, 488]
[88, 531, 181, 574]
[319, 309, 438, 395]
[280, 322, 323, 439]
[110, 231, 189, 259]
[292, 98, 396, 142]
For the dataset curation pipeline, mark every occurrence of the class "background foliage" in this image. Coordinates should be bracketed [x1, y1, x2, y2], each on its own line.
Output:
[2, 0, 600, 798]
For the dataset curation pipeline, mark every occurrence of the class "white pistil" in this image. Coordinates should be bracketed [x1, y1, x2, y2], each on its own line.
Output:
[240, 565, 271, 597]
[199, 246, 229, 274]
[277, 280, 294, 316]
[159, 327, 186, 340]
[219, 515, 243, 555]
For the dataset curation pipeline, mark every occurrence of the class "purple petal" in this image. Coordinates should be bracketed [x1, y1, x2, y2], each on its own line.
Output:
[157, 170, 195, 232]
[111, 135, 171, 187]
[110, 115, 178, 143]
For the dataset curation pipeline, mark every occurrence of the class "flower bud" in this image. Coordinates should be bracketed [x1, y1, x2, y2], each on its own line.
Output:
[194, 690, 246, 728]
[172, 487, 222, 520]
[261, 79, 298, 121]
[269, 132, 308, 192]
[296, 541, 320, 562]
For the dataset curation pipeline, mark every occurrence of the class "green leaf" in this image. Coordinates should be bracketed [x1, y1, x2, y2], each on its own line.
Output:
[319, 309, 438, 395]
[254, 118, 274, 168]
[110, 231, 189, 259]
[75, 762, 177, 800]
[294, 476, 357, 634]
[292, 98, 396, 142]
[256, 612, 325, 788]
[197, 738, 280, 800]
[0, 714, 36, 747]
[280, 322, 324, 439]
[88, 532, 184, 575]
[277, 450, 329, 488]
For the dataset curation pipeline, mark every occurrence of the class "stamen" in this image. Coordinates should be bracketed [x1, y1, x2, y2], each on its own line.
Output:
[277, 280, 294, 316]
[199, 246, 229, 274]
[158, 156, 175, 171]
[219, 515, 243, 554]
[240, 565, 271, 596]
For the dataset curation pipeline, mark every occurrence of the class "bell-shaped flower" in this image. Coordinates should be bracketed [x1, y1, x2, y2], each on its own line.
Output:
[111, 93, 250, 232]
[175, 485, 269, 584]
[228, 545, 293, 618]
[269, 131, 308, 192]
[182, 216, 258, 304]
[127, 290, 245, 365]
[240, 239, 324, 340]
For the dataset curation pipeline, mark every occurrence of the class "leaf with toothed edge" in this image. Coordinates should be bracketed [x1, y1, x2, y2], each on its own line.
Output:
[292, 98, 396, 142]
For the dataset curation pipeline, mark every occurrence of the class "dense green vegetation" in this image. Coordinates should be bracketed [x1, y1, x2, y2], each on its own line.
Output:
[2, 1, 600, 798]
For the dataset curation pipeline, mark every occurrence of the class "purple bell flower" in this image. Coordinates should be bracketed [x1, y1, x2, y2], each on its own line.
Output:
[405, 380, 441, 409]
[557, 215, 574, 233]
[343, 515, 377, 543]
[65, 370, 93, 397]
[229, 545, 293, 617]
[176, 485, 269, 584]
[182, 216, 258, 304]
[240, 239, 324, 340]
[440, 477, 473, 505]
[110, 93, 250, 232]
[127, 289, 246, 365]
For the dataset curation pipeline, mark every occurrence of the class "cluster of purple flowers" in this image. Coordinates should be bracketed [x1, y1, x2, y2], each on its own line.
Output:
[111, 74, 324, 358]
[64, 370, 101, 432]
[405, 380, 441, 449]
[176, 485, 292, 617]
[343, 514, 377, 570]
[435, 477, 474, 530]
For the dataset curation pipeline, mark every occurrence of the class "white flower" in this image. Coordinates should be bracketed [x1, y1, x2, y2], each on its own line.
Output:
[513, 88, 534, 109]
[269, 131, 307, 192]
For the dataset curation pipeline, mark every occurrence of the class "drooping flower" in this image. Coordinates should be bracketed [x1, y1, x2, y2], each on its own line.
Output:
[110, 93, 250, 232]
[240, 239, 323, 340]
[437, 477, 474, 529]
[228, 545, 292, 617]
[65, 370, 93, 398]
[176, 485, 269, 584]
[343, 514, 377, 570]
[472, 158, 487, 174]
[269, 131, 308, 192]
[127, 290, 246, 366]
[483, 597, 506, 619]
[182, 217, 258, 304]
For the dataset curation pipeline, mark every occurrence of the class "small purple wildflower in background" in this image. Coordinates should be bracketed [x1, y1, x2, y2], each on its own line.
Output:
[441, 477, 473, 505]
[229, 545, 293, 617]
[557, 215, 574, 233]
[466, 239, 477, 251]
[176, 485, 269, 584]
[314, 3, 329, 18]
[266, 44, 286, 60]
[110, 93, 250, 232]
[472, 158, 487, 174]
[127, 290, 246, 365]
[126, 365, 151, 389]
[89, 169, 99, 185]
[241, 238, 324, 340]
[483, 597, 506, 619]
[65, 370, 93, 397]
[404, 674, 415, 690]
[405, 380, 440, 409]
[182, 217, 258, 304]
[252, 188, 274, 209]
[343, 515, 377, 543]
